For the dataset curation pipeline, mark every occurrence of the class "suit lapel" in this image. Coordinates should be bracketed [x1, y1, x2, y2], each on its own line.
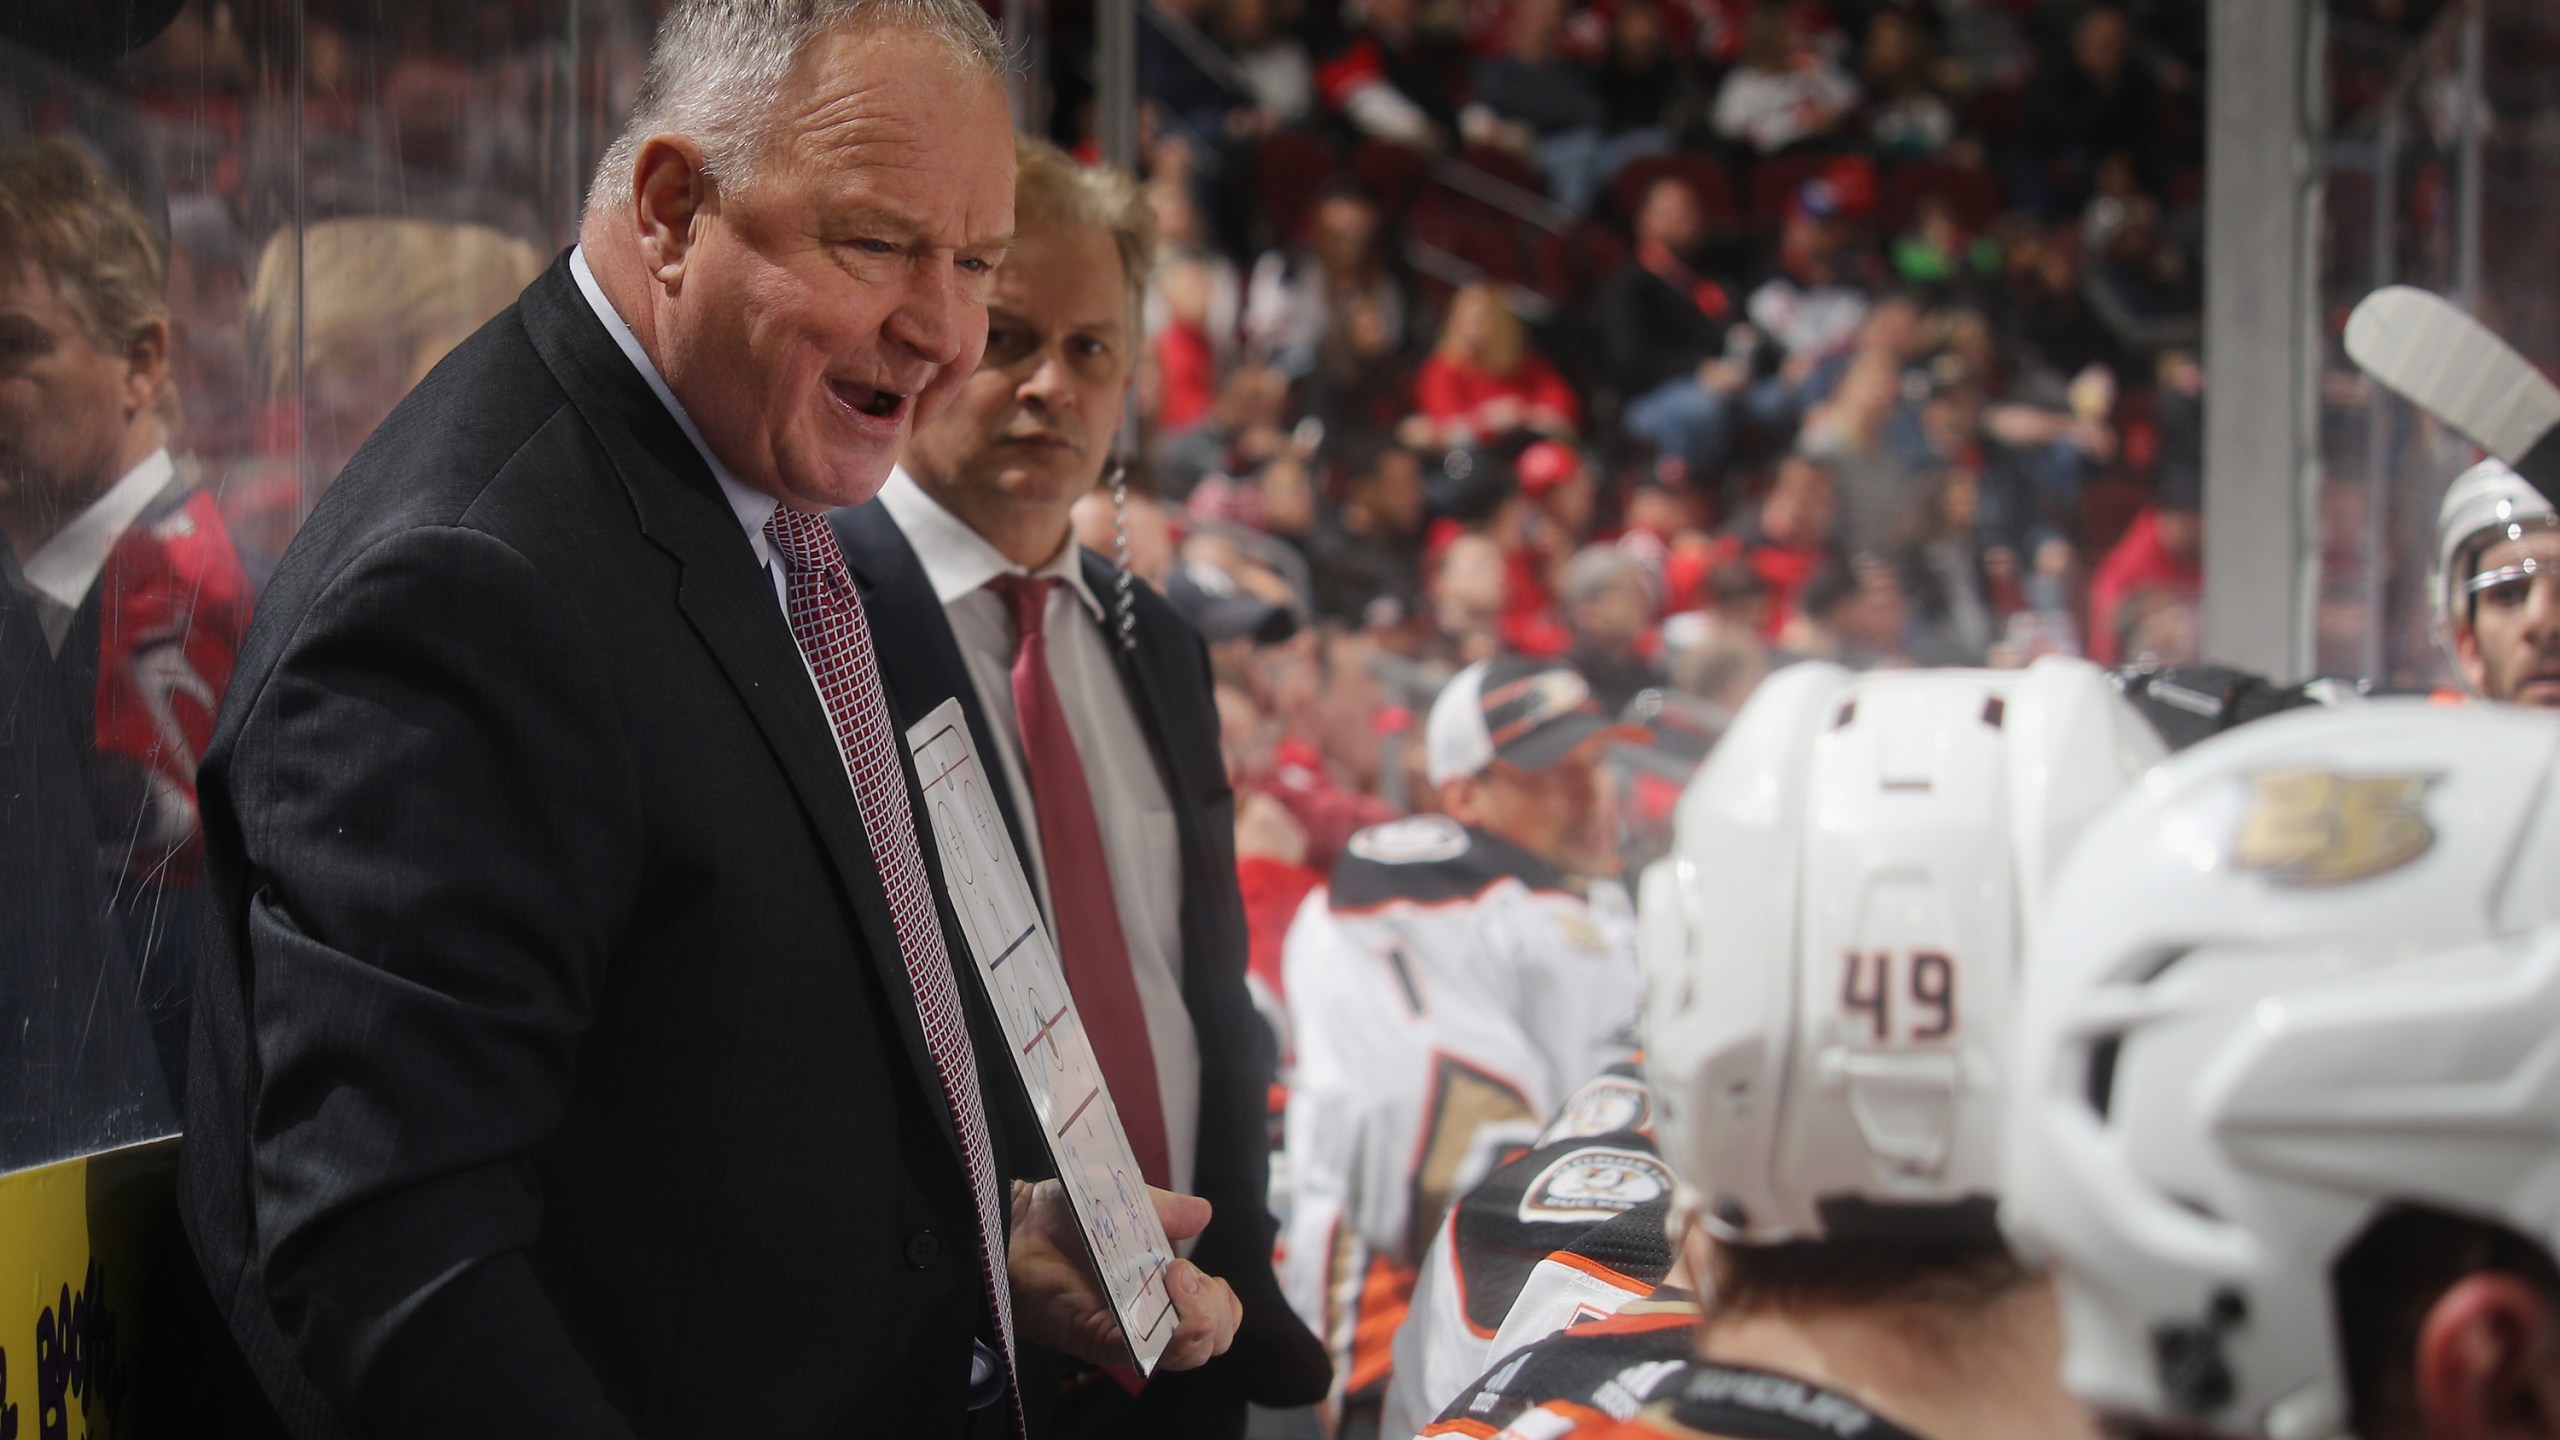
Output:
[517, 260, 960, 1163]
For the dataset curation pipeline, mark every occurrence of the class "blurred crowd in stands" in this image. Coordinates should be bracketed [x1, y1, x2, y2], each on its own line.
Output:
[1087, 0, 2217, 982]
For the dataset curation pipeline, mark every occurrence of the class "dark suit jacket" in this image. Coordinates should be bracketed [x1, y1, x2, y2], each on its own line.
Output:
[830, 503, 1329, 1435]
[182, 255, 1020, 1440]
[0, 547, 172, 1170]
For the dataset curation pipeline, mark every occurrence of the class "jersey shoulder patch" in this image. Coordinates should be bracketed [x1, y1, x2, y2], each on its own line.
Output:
[1332, 819, 1560, 911]
[1453, 1127, 1674, 1335]
[1518, 1147, 1676, 1225]
[1538, 1062, 1655, 1145]
[1348, 814, 1475, 864]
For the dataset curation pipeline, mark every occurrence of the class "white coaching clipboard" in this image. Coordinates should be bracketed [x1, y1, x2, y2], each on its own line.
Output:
[903, 697, 1181, 1376]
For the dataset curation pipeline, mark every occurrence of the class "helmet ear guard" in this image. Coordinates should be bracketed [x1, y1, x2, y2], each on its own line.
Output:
[2002, 701, 2560, 1440]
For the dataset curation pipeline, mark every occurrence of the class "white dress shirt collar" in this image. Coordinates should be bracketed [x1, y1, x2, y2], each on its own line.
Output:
[875, 468, 1105, 621]
[567, 246, 779, 570]
[24, 445, 175, 614]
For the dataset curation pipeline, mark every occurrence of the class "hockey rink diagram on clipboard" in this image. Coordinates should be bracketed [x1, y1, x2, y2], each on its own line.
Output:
[903, 698, 1182, 1376]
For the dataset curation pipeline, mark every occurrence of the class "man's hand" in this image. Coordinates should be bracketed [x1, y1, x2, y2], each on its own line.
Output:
[1007, 1178, 1244, 1372]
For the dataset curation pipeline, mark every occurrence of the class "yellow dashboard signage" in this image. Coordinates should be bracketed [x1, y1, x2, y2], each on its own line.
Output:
[0, 1139, 179, 1440]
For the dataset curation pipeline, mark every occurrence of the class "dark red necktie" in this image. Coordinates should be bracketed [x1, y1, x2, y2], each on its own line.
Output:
[985, 573, 1173, 1192]
[763, 508, 1018, 1425]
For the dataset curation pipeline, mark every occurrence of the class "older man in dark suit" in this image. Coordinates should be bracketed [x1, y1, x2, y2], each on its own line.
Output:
[180, 3, 1241, 1436]
[830, 137, 1329, 1438]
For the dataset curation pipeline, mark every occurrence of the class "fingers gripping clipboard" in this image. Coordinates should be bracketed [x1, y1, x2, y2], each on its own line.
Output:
[904, 697, 1182, 1376]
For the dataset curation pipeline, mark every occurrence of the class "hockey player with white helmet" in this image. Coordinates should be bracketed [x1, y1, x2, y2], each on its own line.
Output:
[1280, 655, 1650, 1434]
[2435, 459, 2560, 707]
[2003, 699, 2560, 1440]
[1444, 656, 2161, 1440]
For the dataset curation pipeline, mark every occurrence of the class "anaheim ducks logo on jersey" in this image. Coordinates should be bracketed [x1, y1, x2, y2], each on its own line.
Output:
[2233, 770, 2438, 887]
[1540, 1065, 1654, 1146]
[1519, 1147, 1674, 1225]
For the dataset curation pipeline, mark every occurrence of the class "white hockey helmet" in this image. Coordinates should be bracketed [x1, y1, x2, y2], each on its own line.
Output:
[1636, 657, 2164, 1246]
[2433, 459, 2559, 649]
[2001, 700, 2560, 1440]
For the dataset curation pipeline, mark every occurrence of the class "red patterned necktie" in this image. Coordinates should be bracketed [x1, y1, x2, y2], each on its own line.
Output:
[763, 507, 1017, 1420]
[983, 574, 1173, 1192]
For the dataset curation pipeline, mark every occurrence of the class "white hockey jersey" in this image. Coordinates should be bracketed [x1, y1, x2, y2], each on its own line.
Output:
[1279, 815, 1643, 1415]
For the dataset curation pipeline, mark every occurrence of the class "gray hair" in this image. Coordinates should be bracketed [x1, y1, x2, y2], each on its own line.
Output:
[1559, 545, 1661, 610]
[590, 0, 1006, 210]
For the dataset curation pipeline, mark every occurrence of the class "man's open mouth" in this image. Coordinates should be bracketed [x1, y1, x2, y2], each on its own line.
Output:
[831, 380, 909, 422]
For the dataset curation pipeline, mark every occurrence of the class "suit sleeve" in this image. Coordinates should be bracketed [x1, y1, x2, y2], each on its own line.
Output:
[222, 524, 644, 1439]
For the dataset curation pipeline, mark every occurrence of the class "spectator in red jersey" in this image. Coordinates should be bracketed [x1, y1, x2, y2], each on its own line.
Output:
[1150, 256, 1225, 432]
[1413, 284, 1582, 449]
[2088, 462, 2202, 666]
[1713, 450, 1842, 638]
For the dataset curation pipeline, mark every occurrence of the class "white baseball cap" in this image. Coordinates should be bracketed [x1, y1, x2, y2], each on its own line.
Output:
[1424, 655, 1644, 788]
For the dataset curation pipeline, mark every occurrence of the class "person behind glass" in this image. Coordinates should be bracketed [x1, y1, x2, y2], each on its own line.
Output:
[1277, 655, 1648, 1435]
[179, 4, 1242, 1437]
[0, 137, 261, 1095]
[2432, 460, 2560, 709]
[827, 135, 1329, 1439]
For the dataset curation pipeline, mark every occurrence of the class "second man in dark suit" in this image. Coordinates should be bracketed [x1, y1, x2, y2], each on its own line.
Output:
[831, 137, 1329, 1437]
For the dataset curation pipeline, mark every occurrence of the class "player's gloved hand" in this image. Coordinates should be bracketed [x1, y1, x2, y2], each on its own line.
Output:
[1007, 1178, 1244, 1370]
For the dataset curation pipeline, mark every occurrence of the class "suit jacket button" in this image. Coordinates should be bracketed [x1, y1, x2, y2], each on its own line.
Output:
[905, 1231, 940, 1269]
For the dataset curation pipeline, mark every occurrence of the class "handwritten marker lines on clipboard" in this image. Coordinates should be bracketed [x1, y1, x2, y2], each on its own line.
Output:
[902, 697, 1183, 1377]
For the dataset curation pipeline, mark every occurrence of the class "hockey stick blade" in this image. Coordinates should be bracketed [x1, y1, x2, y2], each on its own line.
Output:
[2344, 285, 2560, 498]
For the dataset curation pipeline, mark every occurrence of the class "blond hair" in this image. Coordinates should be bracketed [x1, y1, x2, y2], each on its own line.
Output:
[1436, 283, 1526, 376]
[0, 138, 167, 354]
[1013, 134, 1153, 328]
[246, 218, 545, 402]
